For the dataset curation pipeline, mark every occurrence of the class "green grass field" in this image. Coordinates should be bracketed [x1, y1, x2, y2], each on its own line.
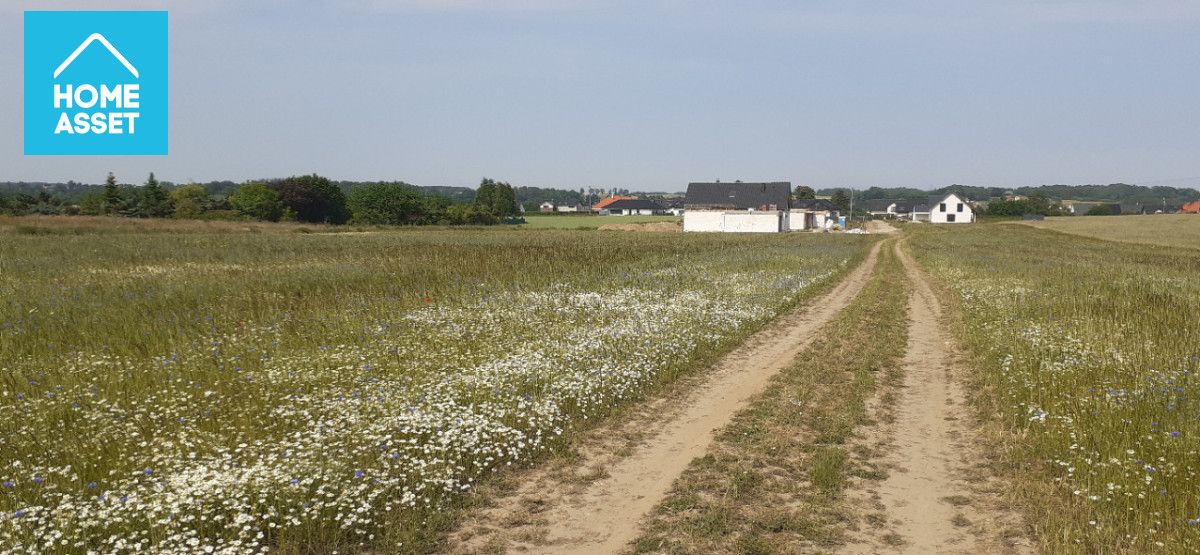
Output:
[1020, 213, 1200, 249]
[0, 216, 871, 554]
[912, 222, 1200, 553]
[520, 214, 680, 229]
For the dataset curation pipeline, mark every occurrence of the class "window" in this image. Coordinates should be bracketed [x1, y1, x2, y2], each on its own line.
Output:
[939, 203, 946, 212]
[957, 203, 963, 212]
[947, 214, 956, 222]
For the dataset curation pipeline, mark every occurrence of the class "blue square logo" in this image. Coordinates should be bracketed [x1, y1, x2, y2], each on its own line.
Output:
[24, 11, 168, 155]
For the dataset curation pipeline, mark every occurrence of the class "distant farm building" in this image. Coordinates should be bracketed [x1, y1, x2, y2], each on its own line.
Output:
[683, 182, 791, 233]
[599, 199, 668, 216]
[538, 201, 555, 213]
[1184, 200, 1200, 214]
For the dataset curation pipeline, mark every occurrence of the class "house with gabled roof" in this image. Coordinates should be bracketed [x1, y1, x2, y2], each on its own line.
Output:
[929, 193, 975, 223]
[683, 181, 791, 232]
[600, 198, 667, 215]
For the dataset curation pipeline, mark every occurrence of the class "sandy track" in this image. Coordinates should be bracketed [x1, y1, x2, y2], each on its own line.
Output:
[844, 242, 1027, 554]
[447, 240, 884, 555]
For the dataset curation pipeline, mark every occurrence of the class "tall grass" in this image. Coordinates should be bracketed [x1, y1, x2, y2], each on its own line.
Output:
[1022, 214, 1200, 250]
[0, 219, 873, 554]
[911, 224, 1200, 553]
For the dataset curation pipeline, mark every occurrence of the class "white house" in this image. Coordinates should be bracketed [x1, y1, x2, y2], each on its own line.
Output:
[683, 182, 791, 232]
[555, 203, 588, 213]
[600, 198, 668, 216]
[538, 201, 556, 213]
[929, 193, 974, 223]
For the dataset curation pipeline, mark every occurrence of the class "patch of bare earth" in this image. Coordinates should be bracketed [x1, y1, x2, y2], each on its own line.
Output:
[863, 220, 898, 234]
[840, 242, 1030, 555]
[444, 241, 884, 554]
[596, 222, 682, 232]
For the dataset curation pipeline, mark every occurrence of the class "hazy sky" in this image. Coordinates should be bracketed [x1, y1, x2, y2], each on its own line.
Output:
[3, 0, 1199, 191]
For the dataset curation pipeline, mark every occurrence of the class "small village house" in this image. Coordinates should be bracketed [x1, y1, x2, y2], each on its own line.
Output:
[683, 181, 791, 232]
[538, 201, 555, 213]
[929, 193, 974, 223]
[592, 195, 636, 212]
[600, 198, 668, 216]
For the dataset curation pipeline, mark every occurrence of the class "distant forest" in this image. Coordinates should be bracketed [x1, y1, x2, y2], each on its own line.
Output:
[0, 176, 661, 225]
[816, 183, 1200, 208]
[0, 179, 639, 211]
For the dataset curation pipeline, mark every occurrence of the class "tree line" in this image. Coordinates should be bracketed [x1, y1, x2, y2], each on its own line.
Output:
[0, 174, 526, 226]
[815, 183, 1200, 207]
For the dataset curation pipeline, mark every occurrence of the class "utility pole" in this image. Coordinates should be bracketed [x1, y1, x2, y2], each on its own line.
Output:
[848, 187, 855, 229]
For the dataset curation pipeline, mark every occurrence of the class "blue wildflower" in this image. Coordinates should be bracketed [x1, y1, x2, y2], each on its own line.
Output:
[354, 470, 364, 479]
[2, 481, 13, 488]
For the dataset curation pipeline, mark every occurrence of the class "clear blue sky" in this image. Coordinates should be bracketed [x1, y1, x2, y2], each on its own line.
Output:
[3, 0, 1199, 191]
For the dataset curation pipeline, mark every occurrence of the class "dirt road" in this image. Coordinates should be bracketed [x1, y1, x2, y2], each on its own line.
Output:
[843, 243, 1027, 554]
[448, 241, 885, 554]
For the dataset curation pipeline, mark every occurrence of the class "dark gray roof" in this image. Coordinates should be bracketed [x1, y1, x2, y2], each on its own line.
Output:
[685, 182, 791, 210]
[793, 199, 840, 212]
[603, 198, 666, 211]
[888, 199, 928, 213]
[862, 199, 895, 212]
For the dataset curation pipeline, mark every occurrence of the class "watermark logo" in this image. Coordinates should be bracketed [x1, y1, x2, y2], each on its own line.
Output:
[24, 11, 168, 155]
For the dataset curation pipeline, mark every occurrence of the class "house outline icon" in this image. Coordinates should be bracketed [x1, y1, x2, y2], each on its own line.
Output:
[53, 33, 139, 79]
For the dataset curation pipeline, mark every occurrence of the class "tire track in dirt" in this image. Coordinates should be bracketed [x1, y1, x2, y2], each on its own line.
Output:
[447, 240, 885, 555]
[842, 242, 1028, 555]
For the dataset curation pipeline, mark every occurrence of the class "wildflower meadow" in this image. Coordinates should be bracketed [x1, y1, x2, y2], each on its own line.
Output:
[911, 223, 1200, 553]
[0, 223, 872, 554]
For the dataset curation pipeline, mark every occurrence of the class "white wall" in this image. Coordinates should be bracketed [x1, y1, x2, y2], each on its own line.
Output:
[930, 193, 974, 223]
[684, 210, 783, 232]
[683, 211, 725, 232]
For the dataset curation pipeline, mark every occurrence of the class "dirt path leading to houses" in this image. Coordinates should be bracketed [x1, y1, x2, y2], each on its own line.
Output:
[841, 243, 1028, 555]
[447, 241, 885, 555]
[864, 220, 898, 234]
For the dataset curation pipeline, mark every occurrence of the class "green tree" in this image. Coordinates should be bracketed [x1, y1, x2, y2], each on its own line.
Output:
[445, 203, 500, 225]
[794, 185, 816, 200]
[136, 173, 174, 218]
[170, 184, 210, 219]
[230, 182, 285, 222]
[474, 178, 519, 217]
[102, 172, 123, 214]
[78, 190, 106, 215]
[491, 182, 518, 216]
[347, 182, 430, 225]
[475, 178, 498, 209]
[268, 174, 348, 224]
[831, 190, 849, 210]
[1085, 204, 1113, 216]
